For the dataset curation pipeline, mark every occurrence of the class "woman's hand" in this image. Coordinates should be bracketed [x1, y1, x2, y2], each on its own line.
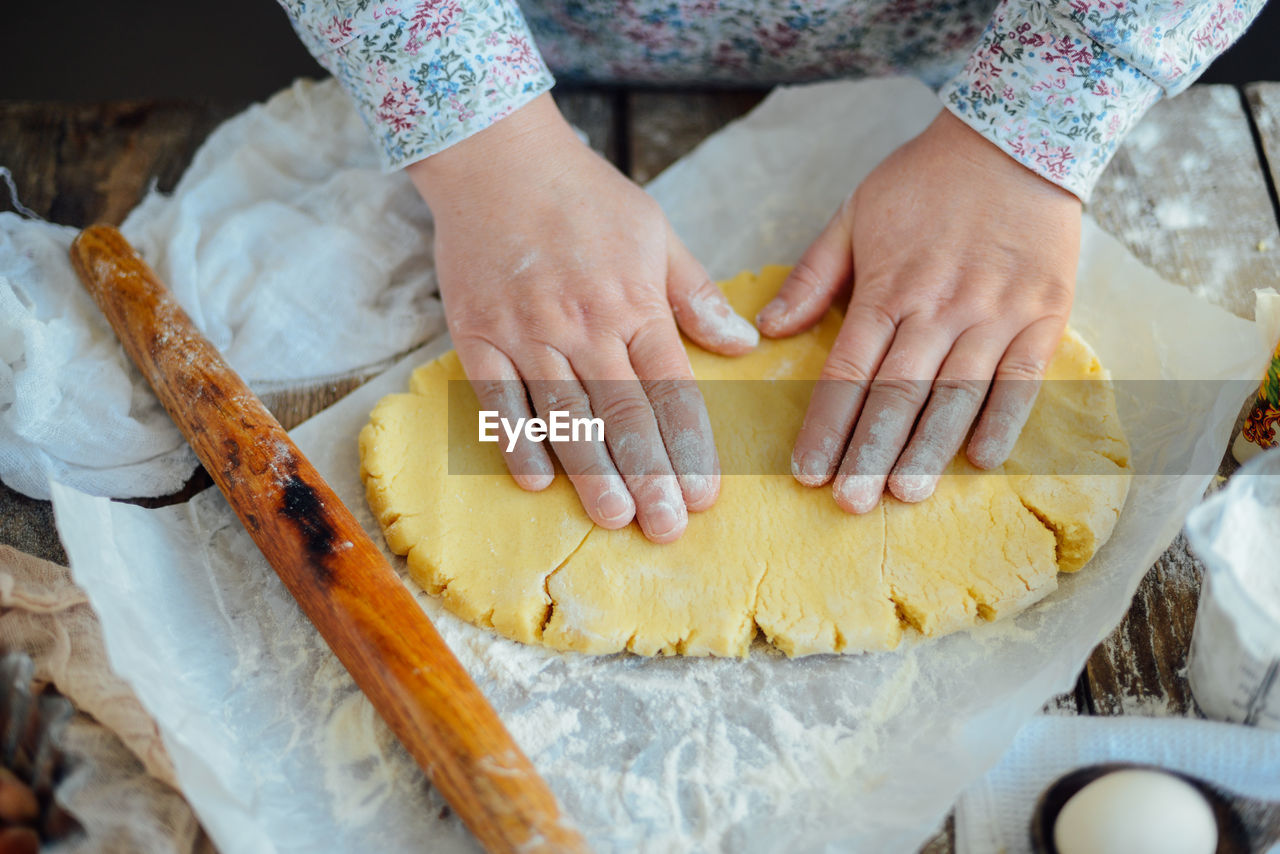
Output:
[407, 94, 757, 542]
[757, 109, 1081, 512]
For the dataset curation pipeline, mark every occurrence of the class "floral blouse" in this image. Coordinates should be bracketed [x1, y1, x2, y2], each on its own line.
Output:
[277, 0, 1264, 200]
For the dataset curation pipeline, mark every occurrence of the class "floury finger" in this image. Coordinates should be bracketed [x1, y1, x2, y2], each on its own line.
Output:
[455, 340, 556, 490]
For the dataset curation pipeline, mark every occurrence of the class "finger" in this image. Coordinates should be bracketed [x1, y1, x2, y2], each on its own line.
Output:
[756, 198, 854, 338]
[887, 326, 1007, 502]
[967, 316, 1066, 469]
[627, 316, 720, 512]
[516, 346, 636, 530]
[790, 300, 898, 487]
[574, 331, 689, 543]
[667, 232, 758, 356]
[832, 318, 955, 514]
[454, 338, 555, 490]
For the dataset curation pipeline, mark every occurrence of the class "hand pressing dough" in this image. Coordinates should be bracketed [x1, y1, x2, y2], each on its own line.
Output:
[359, 267, 1131, 657]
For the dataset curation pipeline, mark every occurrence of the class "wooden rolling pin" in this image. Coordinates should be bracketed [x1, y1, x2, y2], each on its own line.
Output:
[70, 225, 587, 854]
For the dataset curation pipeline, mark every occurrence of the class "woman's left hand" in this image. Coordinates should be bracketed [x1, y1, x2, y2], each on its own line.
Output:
[756, 108, 1082, 512]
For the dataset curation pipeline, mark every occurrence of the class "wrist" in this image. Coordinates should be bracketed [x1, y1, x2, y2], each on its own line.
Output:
[405, 93, 579, 215]
[927, 109, 1082, 209]
[937, 0, 1162, 201]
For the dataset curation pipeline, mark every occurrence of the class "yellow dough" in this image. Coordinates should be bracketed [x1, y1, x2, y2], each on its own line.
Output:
[359, 267, 1131, 657]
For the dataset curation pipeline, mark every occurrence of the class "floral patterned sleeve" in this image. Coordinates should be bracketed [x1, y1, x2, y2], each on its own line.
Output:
[276, 0, 555, 170]
[940, 0, 1267, 199]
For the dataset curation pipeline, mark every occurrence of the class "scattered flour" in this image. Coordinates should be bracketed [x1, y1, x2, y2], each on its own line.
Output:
[1152, 198, 1205, 230]
[511, 251, 538, 277]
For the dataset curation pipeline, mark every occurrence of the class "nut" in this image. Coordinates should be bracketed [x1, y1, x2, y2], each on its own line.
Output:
[0, 827, 39, 854]
[0, 770, 37, 826]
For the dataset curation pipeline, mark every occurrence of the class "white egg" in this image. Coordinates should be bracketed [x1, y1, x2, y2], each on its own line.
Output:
[1053, 769, 1218, 854]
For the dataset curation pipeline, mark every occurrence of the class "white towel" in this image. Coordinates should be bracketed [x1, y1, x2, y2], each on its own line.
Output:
[0, 79, 445, 500]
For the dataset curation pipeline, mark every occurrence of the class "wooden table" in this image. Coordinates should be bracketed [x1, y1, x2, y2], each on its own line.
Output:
[2, 82, 1278, 852]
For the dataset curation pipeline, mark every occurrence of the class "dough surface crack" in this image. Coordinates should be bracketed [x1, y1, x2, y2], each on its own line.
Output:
[1016, 496, 1064, 567]
[538, 528, 595, 640]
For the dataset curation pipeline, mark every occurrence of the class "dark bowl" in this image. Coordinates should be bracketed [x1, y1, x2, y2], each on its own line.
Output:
[1029, 762, 1255, 854]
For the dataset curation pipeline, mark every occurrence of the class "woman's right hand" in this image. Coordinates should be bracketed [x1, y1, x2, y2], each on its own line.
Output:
[406, 93, 758, 543]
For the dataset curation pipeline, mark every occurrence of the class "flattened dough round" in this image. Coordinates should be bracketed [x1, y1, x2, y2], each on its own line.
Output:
[359, 267, 1131, 657]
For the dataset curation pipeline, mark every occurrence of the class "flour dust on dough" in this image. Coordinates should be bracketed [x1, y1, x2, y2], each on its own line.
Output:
[359, 266, 1131, 657]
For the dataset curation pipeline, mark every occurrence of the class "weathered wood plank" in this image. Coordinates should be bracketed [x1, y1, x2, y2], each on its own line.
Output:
[257, 370, 387, 432]
[1089, 84, 1280, 320]
[1042, 686, 1087, 716]
[1082, 405, 1247, 717]
[1084, 87, 1271, 713]
[916, 815, 955, 854]
[626, 90, 767, 184]
[0, 485, 66, 566]
[1085, 532, 1206, 716]
[0, 100, 247, 225]
[1244, 81, 1280, 215]
[554, 89, 620, 167]
[1078, 442, 1240, 722]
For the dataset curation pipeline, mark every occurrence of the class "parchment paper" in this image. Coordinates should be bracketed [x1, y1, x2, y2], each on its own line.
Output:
[50, 78, 1272, 853]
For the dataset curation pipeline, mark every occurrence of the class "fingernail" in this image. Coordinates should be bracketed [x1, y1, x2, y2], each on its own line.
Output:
[756, 298, 787, 328]
[969, 432, 1015, 470]
[792, 451, 830, 485]
[515, 454, 554, 490]
[596, 489, 633, 524]
[525, 454, 553, 480]
[646, 500, 684, 537]
[679, 472, 713, 503]
[725, 311, 761, 347]
[522, 471, 554, 490]
[689, 287, 760, 348]
[969, 442, 1006, 470]
[835, 474, 882, 514]
[889, 471, 936, 503]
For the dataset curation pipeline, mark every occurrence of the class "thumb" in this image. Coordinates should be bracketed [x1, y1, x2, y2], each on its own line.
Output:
[667, 230, 759, 356]
[757, 198, 854, 338]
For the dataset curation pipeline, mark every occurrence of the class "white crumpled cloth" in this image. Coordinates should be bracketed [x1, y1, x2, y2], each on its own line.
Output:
[0, 79, 444, 500]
